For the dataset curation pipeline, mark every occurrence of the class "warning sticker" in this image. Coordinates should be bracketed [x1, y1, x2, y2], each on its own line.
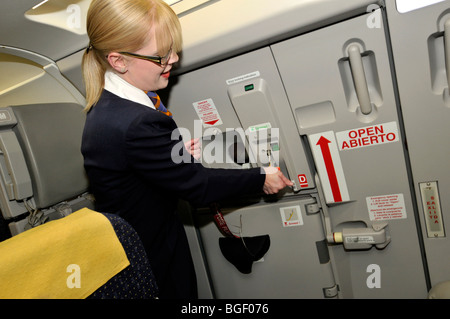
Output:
[226, 71, 260, 85]
[336, 121, 399, 151]
[366, 193, 407, 221]
[192, 98, 223, 127]
[298, 174, 309, 188]
[280, 205, 303, 227]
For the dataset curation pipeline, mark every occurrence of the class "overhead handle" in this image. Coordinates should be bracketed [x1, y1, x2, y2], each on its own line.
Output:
[347, 44, 372, 115]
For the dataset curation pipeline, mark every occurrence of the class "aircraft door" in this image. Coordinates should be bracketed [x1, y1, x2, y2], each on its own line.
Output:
[271, 9, 429, 298]
[386, 0, 450, 287]
[166, 47, 337, 298]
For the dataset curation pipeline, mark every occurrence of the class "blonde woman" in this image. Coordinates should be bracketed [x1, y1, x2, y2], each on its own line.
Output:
[81, 0, 292, 299]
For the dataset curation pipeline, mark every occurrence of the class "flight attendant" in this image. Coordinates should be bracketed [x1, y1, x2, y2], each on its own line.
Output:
[81, 0, 292, 298]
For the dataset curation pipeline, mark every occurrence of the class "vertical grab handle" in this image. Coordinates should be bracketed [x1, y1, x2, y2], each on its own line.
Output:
[347, 44, 372, 115]
[444, 19, 450, 90]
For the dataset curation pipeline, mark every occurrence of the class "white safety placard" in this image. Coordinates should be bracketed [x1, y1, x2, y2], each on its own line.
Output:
[192, 98, 223, 127]
[280, 205, 303, 227]
[366, 193, 407, 221]
[308, 131, 349, 204]
[336, 121, 399, 151]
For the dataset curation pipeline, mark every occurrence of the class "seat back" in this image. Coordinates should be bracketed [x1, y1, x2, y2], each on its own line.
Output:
[88, 213, 159, 299]
[0, 208, 158, 299]
[0, 103, 93, 236]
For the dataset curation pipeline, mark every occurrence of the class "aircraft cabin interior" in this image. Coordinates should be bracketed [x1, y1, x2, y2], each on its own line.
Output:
[0, 0, 450, 301]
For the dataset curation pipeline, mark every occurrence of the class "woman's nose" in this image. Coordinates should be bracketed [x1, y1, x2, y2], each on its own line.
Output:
[169, 51, 179, 65]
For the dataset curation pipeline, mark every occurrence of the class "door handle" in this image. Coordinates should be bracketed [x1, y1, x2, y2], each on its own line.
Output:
[347, 44, 372, 115]
[444, 19, 450, 90]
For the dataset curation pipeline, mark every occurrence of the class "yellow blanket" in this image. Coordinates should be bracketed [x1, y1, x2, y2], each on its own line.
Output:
[0, 208, 130, 299]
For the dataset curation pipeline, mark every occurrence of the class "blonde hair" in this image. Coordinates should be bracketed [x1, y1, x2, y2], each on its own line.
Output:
[82, 0, 182, 112]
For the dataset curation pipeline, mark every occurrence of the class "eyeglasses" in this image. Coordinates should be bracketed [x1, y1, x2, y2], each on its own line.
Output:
[119, 47, 173, 67]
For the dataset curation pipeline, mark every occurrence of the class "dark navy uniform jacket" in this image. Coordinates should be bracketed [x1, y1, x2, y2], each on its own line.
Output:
[81, 89, 265, 298]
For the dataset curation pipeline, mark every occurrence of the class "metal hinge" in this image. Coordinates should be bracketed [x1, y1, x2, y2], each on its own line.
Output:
[323, 285, 339, 298]
[305, 202, 320, 214]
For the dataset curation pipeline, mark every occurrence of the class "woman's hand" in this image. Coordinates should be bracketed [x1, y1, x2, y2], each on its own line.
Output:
[262, 166, 294, 194]
[184, 138, 201, 160]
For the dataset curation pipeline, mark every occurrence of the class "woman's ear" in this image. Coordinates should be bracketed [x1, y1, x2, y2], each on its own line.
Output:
[107, 52, 128, 73]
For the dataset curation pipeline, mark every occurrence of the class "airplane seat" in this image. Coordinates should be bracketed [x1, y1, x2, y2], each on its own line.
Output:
[88, 211, 159, 299]
[0, 208, 159, 299]
[0, 103, 159, 298]
[0, 102, 94, 236]
[428, 281, 450, 299]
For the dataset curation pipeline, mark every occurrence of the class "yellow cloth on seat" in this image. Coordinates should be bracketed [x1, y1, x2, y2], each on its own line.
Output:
[0, 208, 130, 299]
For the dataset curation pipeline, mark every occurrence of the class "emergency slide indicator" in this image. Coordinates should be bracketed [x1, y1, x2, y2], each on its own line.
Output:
[192, 98, 223, 127]
[308, 131, 349, 204]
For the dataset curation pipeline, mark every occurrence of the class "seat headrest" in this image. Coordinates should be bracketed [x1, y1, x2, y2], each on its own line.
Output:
[10, 103, 88, 208]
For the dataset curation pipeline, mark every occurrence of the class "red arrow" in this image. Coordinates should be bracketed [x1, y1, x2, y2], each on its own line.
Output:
[316, 136, 342, 202]
[204, 119, 219, 125]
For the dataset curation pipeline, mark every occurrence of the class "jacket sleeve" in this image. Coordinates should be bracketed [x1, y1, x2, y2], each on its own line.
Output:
[125, 111, 265, 207]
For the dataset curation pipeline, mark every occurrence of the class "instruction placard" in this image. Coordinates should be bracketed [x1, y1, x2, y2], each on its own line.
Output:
[280, 205, 303, 227]
[192, 98, 223, 127]
[366, 193, 407, 221]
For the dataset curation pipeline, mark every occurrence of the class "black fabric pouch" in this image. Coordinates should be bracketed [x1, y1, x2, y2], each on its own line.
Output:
[219, 235, 270, 274]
